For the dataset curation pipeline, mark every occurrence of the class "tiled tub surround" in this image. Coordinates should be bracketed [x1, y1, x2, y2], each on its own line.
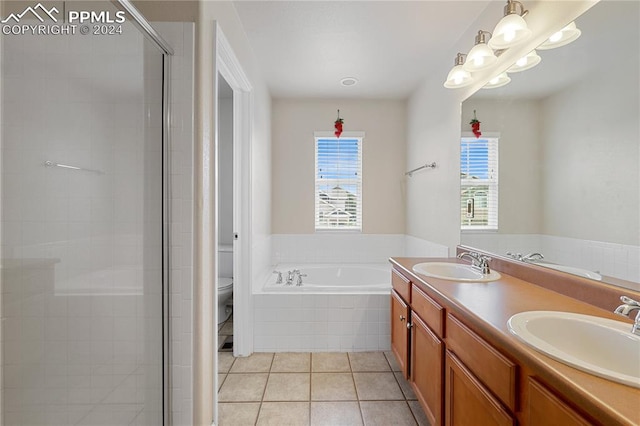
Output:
[254, 294, 390, 352]
[217, 351, 428, 426]
[462, 233, 640, 285]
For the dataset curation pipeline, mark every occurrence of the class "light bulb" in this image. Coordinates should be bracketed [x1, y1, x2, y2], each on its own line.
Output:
[516, 56, 527, 67]
[549, 31, 563, 43]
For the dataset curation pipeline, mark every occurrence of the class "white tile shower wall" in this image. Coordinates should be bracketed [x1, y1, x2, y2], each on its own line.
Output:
[271, 234, 406, 265]
[253, 294, 390, 352]
[153, 22, 195, 426]
[1, 23, 169, 425]
[404, 235, 450, 258]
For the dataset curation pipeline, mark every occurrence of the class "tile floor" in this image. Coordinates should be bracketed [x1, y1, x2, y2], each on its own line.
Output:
[217, 351, 429, 426]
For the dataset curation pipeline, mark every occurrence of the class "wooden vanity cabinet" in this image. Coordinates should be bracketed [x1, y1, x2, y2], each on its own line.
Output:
[411, 312, 444, 426]
[391, 289, 410, 376]
[526, 378, 592, 426]
[445, 351, 515, 426]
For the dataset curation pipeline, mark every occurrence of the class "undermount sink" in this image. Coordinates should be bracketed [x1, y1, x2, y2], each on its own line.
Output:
[508, 311, 640, 388]
[412, 262, 501, 282]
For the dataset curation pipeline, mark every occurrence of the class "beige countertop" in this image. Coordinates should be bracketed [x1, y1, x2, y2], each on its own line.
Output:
[390, 257, 640, 426]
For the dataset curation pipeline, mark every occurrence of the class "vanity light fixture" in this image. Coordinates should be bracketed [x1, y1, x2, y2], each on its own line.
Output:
[537, 21, 581, 50]
[488, 0, 532, 50]
[463, 31, 498, 72]
[482, 72, 511, 89]
[444, 53, 474, 89]
[507, 49, 541, 73]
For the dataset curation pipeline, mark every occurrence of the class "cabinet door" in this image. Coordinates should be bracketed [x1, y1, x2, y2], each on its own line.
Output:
[527, 378, 593, 426]
[411, 313, 444, 426]
[391, 290, 410, 377]
[445, 351, 515, 426]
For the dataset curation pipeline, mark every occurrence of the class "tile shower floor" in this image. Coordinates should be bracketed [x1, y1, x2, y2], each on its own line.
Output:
[217, 351, 429, 426]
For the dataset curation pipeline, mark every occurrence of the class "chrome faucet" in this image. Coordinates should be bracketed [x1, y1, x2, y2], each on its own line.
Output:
[273, 270, 283, 284]
[506, 252, 544, 262]
[521, 252, 544, 263]
[457, 251, 492, 275]
[296, 272, 307, 286]
[614, 296, 640, 336]
[286, 270, 297, 285]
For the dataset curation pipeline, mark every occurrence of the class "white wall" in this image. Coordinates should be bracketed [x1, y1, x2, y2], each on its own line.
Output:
[272, 99, 406, 234]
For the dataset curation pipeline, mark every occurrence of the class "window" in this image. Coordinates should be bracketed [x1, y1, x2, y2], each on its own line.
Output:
[460, 136, 499, 230]
[315, 134, 363, 231]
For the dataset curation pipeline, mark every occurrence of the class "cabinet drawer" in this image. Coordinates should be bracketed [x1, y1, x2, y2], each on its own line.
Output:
[392, 269, 411, 302]
[446, 314, 517, 412]
[412, 284, 444, 338]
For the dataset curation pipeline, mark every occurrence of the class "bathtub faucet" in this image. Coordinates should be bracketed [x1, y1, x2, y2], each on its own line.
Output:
[286, 270, 298, 285]
[297, 272, 307, 286]
[272, 270, 283, 284]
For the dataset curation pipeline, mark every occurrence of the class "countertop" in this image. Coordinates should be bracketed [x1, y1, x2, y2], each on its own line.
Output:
[390, 257, 640, 426]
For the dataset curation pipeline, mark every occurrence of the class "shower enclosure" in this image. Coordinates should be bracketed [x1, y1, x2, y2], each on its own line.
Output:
[0, 1, 172, 424]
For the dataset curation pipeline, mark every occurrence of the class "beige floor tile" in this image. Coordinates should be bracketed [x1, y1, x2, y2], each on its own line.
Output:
[310, 401, 363, 426]
[218, 373, 227, 391]
[218, 373, 268, 402]
[272, 352, 311, 372]
[394, 372, 417, 400]
[408, 400, 430, 426]
[349, 352, 391, 372]
[311, 373, 357, 401]
[353, 372, 404, 400]
[218, 352, 235, 373]
[360, 401, 417, 426]
[384, 351, 401, 372]
[230, 353, 274, 373]
[218, 403, 260, 426]
[312, 352, 351, 372]
[257, 402, 310, 426]
[263, 373, 311, 401]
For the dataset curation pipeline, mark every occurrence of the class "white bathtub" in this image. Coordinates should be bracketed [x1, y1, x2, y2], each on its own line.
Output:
[264, 263, 391, 294]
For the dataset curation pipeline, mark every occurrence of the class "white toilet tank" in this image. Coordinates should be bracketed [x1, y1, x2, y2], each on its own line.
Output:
[218, 244, 233, 278]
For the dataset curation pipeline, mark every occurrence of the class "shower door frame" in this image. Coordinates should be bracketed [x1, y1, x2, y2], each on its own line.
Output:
[113, 2, 174, 425]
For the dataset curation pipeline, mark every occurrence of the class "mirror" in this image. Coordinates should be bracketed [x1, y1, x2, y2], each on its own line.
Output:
[460, 1, 639, 291]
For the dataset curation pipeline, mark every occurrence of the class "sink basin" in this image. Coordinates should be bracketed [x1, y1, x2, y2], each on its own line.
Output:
[412, 262, 501, 282]
[508, 311, 640, 388]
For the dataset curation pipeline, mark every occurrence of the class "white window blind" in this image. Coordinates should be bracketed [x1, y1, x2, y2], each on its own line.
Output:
[315, 136, 363, 231]
[460, 137, 499, 230]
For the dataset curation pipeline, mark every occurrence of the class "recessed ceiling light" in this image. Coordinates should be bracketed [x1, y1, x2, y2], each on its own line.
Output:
[340, 77, 358, 87]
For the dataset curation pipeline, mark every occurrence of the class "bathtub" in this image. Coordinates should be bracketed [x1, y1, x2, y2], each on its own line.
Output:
[264, 263, 391, 293]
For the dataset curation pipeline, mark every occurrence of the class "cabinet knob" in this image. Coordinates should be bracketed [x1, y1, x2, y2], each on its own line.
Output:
[406, 322, 413, 329]
[400, 315, 406, 322]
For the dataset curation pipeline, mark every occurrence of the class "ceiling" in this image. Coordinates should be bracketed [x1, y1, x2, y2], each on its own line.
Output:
[233, 1, 493, 99]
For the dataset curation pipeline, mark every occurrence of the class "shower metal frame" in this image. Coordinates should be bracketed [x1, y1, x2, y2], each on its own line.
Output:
[114, 1, 174, 424]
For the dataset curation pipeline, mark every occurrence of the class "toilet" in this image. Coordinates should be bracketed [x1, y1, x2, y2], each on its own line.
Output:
[218, 244, 234, 324]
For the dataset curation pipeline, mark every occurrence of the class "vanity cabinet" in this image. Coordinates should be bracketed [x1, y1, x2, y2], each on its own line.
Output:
[526, 378, 592, 426]
[411, 312, 444, 426]
[391, 289, 410, 376]
[445, 351, 515, 426]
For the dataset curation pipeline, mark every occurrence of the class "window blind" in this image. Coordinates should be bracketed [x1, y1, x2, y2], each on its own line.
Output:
[460, 137, 499, 230]
[315, 137, 363, 231]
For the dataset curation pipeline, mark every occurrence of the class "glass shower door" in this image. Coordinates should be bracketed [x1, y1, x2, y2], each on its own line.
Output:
[0, 3, 166, 424]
